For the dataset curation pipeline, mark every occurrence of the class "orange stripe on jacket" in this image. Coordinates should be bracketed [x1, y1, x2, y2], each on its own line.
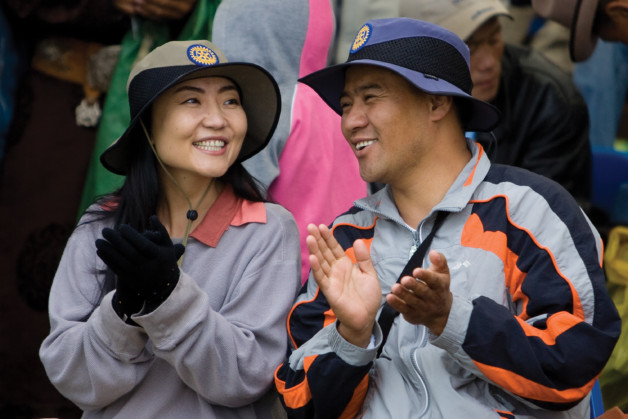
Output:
[339, 374, 369, 419]
[344, 237, 374, 264]
[323, 308, 336, 328]
[287, 287, 323, 350]
[496, 410, 515, 419]
[330, 218, 377, 262]
[474, 361, 597, 403]
[462, 213, 531, 319]
[463, 142, 484, 187]
[515, 311, 584, 345]
[274, 355, 318, 409]
[466, 197, 585, 321]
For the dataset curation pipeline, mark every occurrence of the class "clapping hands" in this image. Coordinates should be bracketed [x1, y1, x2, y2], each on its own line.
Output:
[96, 215, 185, 321]
[386, 250, 453, 336]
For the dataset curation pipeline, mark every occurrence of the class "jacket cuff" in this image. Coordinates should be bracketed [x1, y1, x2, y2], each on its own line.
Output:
[91, 291, 150, 361]
[428, 293, 472, 353]
[328, 321, 382, 366]
[132, 272, 208, 351]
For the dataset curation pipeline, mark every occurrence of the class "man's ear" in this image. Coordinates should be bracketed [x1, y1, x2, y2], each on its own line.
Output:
[429, 95, 453, 123]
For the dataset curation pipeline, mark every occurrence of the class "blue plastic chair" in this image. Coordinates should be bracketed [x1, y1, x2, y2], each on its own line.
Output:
[590, 380, 605, 418]
[591, 147, 628, 222]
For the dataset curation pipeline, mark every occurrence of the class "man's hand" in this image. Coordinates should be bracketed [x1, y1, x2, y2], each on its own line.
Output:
[306, 224, 381, 348]
[386, 250, 453, 336]
[114, 0, 197, 20]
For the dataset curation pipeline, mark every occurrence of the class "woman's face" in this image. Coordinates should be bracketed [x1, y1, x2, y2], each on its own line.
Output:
[150, 76, 247, 182]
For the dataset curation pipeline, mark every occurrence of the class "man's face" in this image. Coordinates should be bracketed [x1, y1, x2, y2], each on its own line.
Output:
[339, 65, 433, 186]
[466, 18, 505, 102]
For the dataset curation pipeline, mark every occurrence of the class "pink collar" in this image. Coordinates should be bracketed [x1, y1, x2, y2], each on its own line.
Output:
[190, 184, 267, 247]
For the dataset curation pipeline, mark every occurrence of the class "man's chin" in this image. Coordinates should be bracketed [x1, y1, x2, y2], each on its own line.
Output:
[471, 88, 498, 103]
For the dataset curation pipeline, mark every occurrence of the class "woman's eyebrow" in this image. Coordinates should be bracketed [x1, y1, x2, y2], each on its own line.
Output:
[173, 85, 204, 94]
[173, 83, 238, 94]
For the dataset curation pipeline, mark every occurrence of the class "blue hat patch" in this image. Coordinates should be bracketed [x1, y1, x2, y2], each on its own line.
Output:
[351, 23, 372, 53]
[187, 44, 219, 67]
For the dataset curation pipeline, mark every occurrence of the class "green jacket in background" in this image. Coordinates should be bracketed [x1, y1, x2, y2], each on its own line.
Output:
[78, 0, 221, 216]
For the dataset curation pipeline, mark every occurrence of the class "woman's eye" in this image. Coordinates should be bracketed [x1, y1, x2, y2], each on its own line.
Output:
[224, 98, 241, 106]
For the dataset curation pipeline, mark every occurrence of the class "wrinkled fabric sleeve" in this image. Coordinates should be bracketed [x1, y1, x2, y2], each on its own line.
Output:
[275, 264, 382, 418]
[39, 220, 154, 411]
[431, 176, 620, 411]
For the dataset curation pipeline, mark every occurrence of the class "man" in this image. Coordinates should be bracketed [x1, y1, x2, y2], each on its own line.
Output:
[399, 0, 593, 207]
[274, 17, 620, 417]
[532, 0, 628, 57]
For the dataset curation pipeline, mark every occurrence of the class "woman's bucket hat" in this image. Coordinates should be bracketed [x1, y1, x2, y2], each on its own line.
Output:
[100, 40, 281, 175]
[299, 17, 501, 132]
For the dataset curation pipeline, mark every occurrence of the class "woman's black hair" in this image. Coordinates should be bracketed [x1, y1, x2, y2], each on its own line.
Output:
[90, 115, 267, 226]
[86, 115, 267, 300]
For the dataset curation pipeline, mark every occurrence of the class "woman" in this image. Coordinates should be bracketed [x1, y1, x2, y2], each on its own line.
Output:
[39, 40, 301, 418]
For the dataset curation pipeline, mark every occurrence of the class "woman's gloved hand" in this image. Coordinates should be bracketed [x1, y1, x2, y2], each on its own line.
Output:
[96, 215, 185, 322]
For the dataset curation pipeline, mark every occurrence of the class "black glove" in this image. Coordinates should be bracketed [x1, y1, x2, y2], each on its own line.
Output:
[96, 216, 185, 320]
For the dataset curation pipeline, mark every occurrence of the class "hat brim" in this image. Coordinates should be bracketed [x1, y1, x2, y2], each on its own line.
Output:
[299, 60, 500, 132]
[101, 62, 280, 175]
[569, 0, 599, 62]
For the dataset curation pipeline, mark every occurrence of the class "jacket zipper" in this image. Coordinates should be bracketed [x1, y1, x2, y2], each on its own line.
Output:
[411, 327, 430, 417]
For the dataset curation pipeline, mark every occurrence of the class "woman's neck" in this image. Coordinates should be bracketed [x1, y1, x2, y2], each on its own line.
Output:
[157, 176, 223, 239]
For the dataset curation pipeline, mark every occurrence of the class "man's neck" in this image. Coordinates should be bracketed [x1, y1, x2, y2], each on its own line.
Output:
[392, 138, 471, 228]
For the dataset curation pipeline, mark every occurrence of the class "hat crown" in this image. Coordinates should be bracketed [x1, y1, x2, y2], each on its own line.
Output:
[399, 0, 512, 41]
[127, 41, 228, 120]
[347, 18, 473, 94]
[100, 39, 281, 174]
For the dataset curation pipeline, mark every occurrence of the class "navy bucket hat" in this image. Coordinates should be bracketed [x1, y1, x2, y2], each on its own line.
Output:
[299, 18, 500, 132]
[101, 40, 281, 175]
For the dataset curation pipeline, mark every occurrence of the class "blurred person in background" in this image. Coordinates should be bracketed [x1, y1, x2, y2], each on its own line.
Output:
[213, 0, 367, 283]
[400, 0, 593, 208]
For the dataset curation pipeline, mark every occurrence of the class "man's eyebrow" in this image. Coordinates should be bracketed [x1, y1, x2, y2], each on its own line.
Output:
[341, 83, 383, 98]
[468, 26, 501, 45]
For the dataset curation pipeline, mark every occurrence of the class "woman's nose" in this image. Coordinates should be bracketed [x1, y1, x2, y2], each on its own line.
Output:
[201, 106, 228, 129]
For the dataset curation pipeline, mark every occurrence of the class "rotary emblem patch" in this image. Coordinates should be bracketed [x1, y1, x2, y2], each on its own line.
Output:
[187, 44, 219, 67]
[351, 23, 372, 53]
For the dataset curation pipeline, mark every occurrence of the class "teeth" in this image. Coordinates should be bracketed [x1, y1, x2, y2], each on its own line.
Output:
[194, 140, 225, 151]
[356, 140, 376, 150]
